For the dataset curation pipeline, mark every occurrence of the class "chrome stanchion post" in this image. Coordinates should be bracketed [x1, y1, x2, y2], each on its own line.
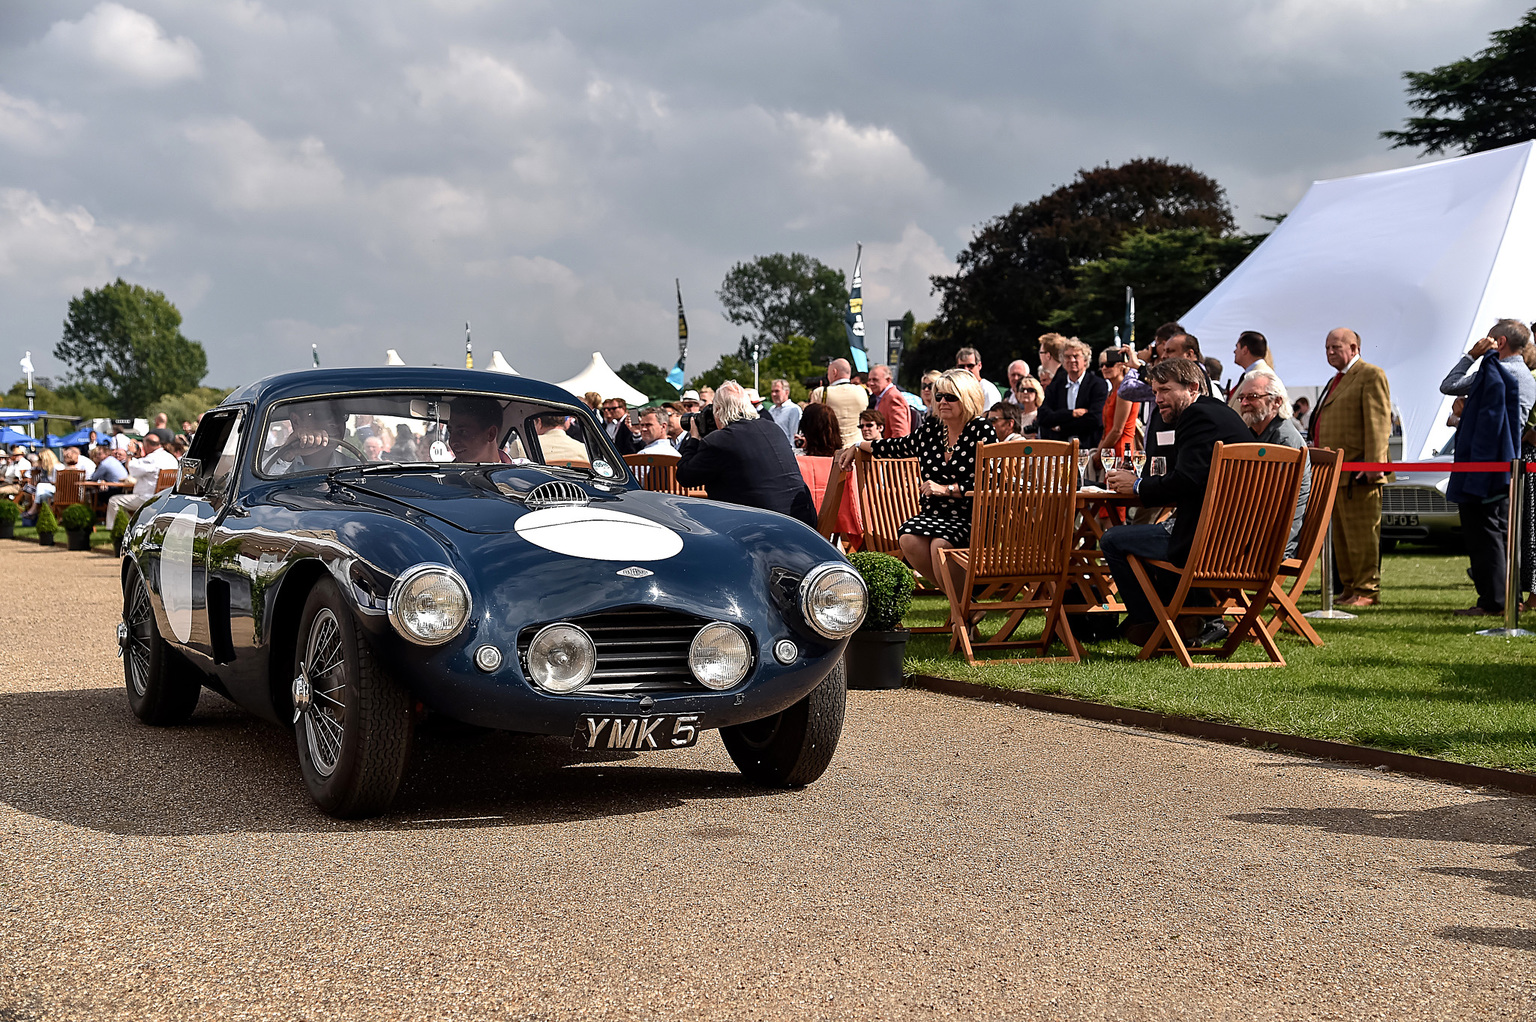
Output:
[1305, 521, 1357, 621]
[1478, 457, 1531, 637]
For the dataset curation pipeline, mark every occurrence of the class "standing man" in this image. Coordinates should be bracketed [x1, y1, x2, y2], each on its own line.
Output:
[1228, 331, 1271, 406]
[1310, 328, 1392, 608]
[765, 378, 801, 440]
[817, 358, 867, 449]
[1002, 360, 1031, 406]
[1438, 320, 1536, 617]
[866, 363, 911, 438]
[1037, 339, 1107, 450]
[599, 397, 640, 455]
[955, 347, 1003, 408]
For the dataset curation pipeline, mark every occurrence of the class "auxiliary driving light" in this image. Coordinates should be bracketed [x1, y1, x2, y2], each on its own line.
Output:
[689, 622, 752, 690]
[526, 623, 597, 693]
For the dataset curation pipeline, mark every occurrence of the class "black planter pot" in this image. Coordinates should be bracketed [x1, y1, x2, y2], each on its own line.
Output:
[66, 529, 91, 551]
[38, 530, 55, 547]
[0, 521, 12, 540]
[845, 629, 909, 690]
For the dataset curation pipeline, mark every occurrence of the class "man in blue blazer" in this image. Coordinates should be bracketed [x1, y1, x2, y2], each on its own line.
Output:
[677, 381, 818, 529]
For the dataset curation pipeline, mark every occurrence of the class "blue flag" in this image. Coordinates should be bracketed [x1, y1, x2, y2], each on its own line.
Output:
[844, 243, 868, 373]
[667, 278, 689, 392]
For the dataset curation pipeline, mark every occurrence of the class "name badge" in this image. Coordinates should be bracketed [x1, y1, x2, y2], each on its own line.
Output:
[1156, 430, 1176, 446]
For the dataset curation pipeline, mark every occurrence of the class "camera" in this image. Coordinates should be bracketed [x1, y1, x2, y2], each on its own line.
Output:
[681, 406, 717, 438]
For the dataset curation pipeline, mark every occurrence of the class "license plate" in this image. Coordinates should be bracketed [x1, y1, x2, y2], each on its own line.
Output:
[573, 714, 701, 751]
[1384, 513, 1419, 526]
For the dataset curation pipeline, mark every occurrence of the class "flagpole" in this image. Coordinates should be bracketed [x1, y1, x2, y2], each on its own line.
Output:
[21, 352, 34, 439]
[311, 343, 320, 368]
[465, 322, 473, 369]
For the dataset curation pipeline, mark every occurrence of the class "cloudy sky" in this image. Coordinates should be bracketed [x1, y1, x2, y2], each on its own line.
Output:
[0, 0, 1527, 393]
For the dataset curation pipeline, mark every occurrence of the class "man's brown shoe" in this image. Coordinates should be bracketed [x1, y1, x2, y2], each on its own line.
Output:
[1338, 595, 1379, 608]
[1454, 605, 1493, 617]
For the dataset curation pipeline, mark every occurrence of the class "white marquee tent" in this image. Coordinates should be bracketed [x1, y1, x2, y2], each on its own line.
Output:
[1182, 140, 1536, 461]
[556, 352, 647, 405]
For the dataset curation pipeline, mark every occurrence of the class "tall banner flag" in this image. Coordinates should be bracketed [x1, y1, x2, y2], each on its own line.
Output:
[666, 279, 689, 392]
[844, 243, 869, 373]
[465, 322, 474, 369]
[1124, 286, 1135, 349]
[311, 343, 320, 367]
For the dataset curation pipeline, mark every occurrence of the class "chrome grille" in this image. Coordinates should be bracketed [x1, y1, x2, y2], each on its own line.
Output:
[518, 608, 721, 695]
[525, 480, 589, 509]
[1382, 485, 1454, 515]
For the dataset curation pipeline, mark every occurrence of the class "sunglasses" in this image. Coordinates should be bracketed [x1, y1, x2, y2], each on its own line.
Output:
[956, 363, 978, 370]
[934, 392, 961, 403]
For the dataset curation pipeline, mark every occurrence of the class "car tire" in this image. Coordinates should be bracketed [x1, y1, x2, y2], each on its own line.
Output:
[122, 564, 202, 725]
[721, 656, 846, 787]
[292, 577, 414, 818]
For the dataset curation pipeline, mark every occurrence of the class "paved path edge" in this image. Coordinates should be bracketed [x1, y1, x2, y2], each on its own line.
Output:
[903, 673, 1536, 797]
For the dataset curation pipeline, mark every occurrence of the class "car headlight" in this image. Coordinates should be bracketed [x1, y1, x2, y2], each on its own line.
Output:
[799, 562, 867, 639]
[689, 622, 752, 690]
[526, 623, 597, 693]
[387, 564, 471, 645]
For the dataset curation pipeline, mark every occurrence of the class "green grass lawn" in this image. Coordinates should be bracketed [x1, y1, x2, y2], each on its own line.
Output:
[905, 548, 1536, 772]
[5, 526, 115, 550]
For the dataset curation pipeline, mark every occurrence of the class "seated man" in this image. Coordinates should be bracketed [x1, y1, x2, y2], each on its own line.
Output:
[986, 402, 1019, 441]
[106, 428, 180, 526]
[635, 408, 678, 457]
[1101, 359, 1253, 646]
[1235, 368, 1310, 557]
[87, 443, 129, 484]
[533, 413, 590, 466]
[263, 404, 357, 474]
[446, 396, 510, 463]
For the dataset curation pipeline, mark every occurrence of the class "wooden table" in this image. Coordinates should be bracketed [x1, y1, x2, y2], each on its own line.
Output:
[80, 480, 133, 523]
[1068, 488, 1141, 615]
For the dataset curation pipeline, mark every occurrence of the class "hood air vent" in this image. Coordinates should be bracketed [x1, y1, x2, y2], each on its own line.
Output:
[525, 480, 590, 509]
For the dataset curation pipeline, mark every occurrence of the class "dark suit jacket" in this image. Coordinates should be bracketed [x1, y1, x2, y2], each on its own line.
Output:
[1038, 371, 1108, 448]
[605, 420, 641, 456]
[1135, 395, 1254, 566]
[676, 415, 817, 528]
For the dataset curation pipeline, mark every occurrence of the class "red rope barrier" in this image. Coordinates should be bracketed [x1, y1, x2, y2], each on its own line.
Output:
[1340, 461, 1535, 473]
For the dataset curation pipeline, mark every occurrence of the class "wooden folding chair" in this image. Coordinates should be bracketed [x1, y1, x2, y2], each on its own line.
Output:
[154, 468, 179, 494]
[854, 450, 922, 557]
[1126, 442, 1304, 668]
[813, 462, 847, 542]
[52, 469, 85, 512]
[1257, 447, 1342, 646]
[935, 439, 1083, 664]
[623, 453, 704, 497]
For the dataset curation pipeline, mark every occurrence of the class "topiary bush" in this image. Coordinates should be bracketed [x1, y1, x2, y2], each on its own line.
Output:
[0, 499, 18, 525]
[34, 502, 58, 536]
[848, 551, 915, 632]
[60, 502, 94, 532]
[111, 508, 131, 551]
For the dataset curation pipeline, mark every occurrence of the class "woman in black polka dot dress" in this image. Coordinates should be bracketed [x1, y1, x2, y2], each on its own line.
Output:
[836, 368, 998, 585]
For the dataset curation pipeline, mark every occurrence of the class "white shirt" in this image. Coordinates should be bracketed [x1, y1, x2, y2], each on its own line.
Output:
[639, 437, 679, 457]
[979, 379, 1002, 408]
[1065, 371, 1084, 410]
[110, 433, 134, 452]
[127, 447, 178, 497]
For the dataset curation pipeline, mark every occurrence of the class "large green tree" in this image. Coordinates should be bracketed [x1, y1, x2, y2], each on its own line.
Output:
[1045, 228, 1263, 349]
[54, 278, 208, 417]
[912, 158, 1234, 380]
[690, 334, 820, 400]
[1383, 9, 1536, 155]
[717, 253, 849, 361]
[615, 361, 675, 402]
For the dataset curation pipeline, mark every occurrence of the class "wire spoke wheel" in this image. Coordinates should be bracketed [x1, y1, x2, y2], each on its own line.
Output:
[302, 608, 347, 778]
[125, 575, 155, 698]
[120, 563, 202, 726]
[292, 577, 414, 818]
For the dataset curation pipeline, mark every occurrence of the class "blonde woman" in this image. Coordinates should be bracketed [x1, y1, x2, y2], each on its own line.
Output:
[836, 368, 997, 585]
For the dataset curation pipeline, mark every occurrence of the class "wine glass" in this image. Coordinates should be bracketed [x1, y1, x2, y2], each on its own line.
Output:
[1131, 450, 1147, 475]
[1098, 448, 1116, 478]
[1076, 449, 1092, 486]
[1150, 456, 1167, 477]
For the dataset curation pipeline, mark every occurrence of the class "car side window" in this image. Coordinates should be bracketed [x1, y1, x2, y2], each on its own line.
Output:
[183, 409, 244, 503]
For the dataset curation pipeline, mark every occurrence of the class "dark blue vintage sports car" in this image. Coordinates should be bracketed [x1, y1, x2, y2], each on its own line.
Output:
[119, 367, 865, 817]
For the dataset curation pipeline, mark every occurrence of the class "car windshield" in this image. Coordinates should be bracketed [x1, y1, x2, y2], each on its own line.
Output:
[257, 392, 619, 480]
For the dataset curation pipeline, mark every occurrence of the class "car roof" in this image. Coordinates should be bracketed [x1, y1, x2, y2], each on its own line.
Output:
[221, 366, 587, 410]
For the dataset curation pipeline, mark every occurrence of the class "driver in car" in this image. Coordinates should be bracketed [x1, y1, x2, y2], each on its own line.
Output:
[448, 397, 511, 464]
[265, 403, 357, 474]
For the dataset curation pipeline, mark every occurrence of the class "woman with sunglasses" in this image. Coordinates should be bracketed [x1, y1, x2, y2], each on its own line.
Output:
[835, 368, 997, 586]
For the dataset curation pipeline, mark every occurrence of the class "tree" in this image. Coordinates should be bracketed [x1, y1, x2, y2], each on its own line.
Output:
[1383, 10, 1536, 155]
[152, 386, 236, 429]
[915, 158, 1235, 377]
[615, 361, 675, 402]
[54, 278, 208, 417]
[690, 334, 820, 400]
[717, 254, 848, 360]
[1044, 229, 1263, 349]
[3, 377, 114, 434]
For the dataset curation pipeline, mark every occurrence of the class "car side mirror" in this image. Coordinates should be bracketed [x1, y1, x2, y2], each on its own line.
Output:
[176, 458, 204, 497]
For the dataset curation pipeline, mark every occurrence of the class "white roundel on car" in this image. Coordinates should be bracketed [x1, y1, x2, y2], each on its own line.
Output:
[161, 507, 198, 642]
[514, 506, 683, 561]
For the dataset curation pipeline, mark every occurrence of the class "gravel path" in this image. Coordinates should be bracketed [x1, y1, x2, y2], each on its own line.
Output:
[1, 541, 1533, 1021]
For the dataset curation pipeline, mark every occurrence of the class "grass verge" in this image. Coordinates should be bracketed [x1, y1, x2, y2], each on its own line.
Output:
[4, 527, 116, 550]
[904, 549, 1536, 773]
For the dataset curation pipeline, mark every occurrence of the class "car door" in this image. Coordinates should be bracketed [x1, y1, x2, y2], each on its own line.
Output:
[155, 407, 247, 667]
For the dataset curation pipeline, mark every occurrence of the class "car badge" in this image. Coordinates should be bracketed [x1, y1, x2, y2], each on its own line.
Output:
[593, 460, 615, 478]
[616, 566, 653, 578]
